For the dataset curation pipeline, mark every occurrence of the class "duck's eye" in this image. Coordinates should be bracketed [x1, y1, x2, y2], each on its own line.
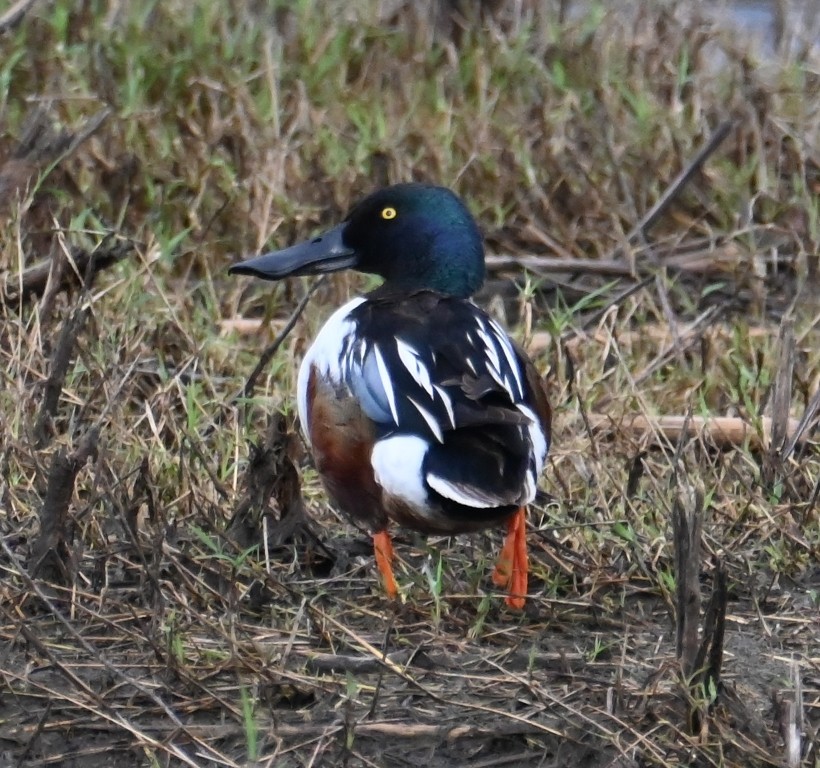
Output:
[380, 206, 397, 220]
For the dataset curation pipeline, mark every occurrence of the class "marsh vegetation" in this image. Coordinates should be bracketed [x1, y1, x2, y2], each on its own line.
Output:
[0, 1, 817, 766]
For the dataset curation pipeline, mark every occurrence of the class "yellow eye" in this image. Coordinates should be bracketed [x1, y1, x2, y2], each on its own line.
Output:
[381, 206, 397, 220]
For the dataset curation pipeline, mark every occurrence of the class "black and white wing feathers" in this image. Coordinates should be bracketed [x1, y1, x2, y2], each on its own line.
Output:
[342, 292, 548, 512]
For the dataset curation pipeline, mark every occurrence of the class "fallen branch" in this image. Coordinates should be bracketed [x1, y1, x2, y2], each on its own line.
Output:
[218, 317, 286, 336]
[486, 254, 636, 276]
[267, 719, 552, 740]
[0, 714, 559, 744]
[592, 414, 806, 450]
[1, 238, 133, 308]
[485, 235, 748, 277]
[486, 120, 735, 276]
[303, 649, 415, 674]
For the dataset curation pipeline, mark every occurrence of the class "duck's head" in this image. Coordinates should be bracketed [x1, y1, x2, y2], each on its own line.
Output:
[230, 183, 485, 298]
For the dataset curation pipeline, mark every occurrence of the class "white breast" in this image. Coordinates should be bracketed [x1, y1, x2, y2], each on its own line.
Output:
[295, 296, 432, 515]
[296, 297, 366, 444]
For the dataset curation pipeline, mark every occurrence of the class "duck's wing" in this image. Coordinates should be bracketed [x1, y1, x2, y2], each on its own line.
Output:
[344, 292, 550, 510]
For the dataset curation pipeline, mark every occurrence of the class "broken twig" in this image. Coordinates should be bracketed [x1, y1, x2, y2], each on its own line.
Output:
[592, 413, 805, 451]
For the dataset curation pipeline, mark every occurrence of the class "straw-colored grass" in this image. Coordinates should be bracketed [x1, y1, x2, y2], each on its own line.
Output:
[0, 1, 817, 766]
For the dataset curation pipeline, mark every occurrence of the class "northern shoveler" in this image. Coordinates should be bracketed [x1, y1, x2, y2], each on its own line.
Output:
[230, 183, 551, 609]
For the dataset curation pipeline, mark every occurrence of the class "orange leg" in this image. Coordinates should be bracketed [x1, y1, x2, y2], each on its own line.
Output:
[373, 530, 398, 598]
[492, 507, 528, 609]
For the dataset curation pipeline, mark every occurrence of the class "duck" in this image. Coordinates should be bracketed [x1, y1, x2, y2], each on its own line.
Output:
[230, 183, 551, 609]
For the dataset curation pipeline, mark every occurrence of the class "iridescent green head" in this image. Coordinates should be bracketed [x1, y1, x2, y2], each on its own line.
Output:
[230, 183, 485, 298]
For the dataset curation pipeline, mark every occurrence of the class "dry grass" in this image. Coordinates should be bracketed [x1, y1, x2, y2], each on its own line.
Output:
[0, 1, 818, 766]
